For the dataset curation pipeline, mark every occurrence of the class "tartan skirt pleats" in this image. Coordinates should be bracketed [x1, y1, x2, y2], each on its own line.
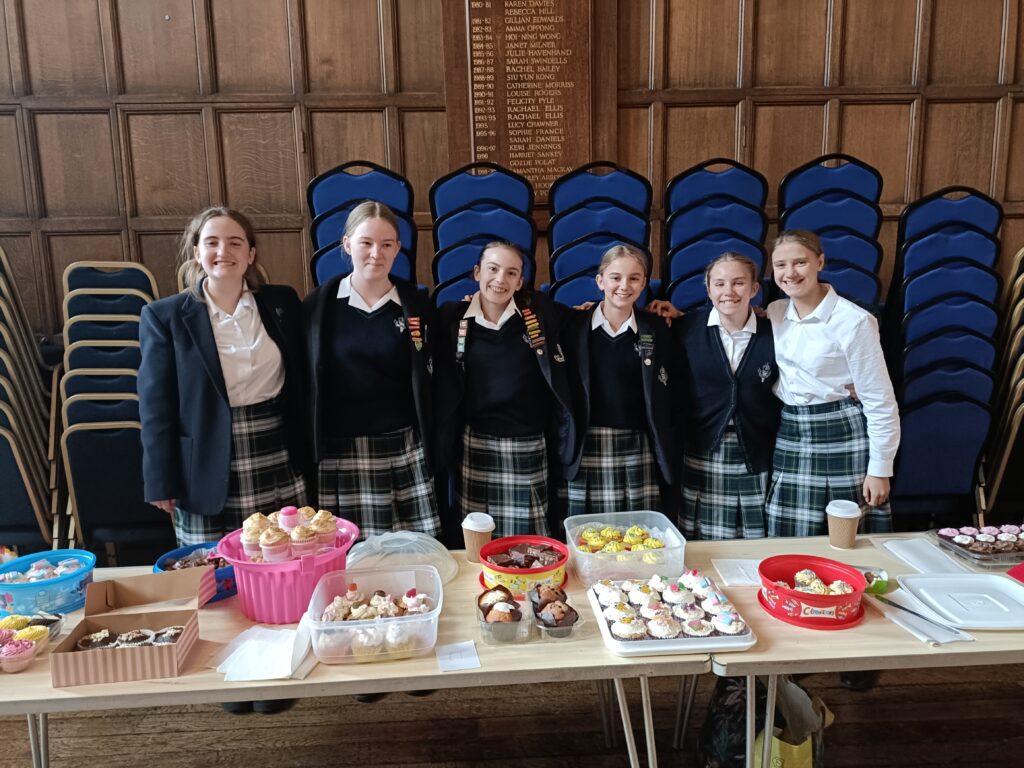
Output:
[318, 426, 440, 539]
[566, 426, 661, 517]
[681, 427, 768, 541]
[765, 398, 892, 537]
[174, 396, 307, 546]
[457, 427, 549, 537]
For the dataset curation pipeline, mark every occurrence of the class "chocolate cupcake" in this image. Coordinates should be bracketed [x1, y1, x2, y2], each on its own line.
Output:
[529, 584, 567, 611]
[477, 585, 516, 615]
[536, 599, 579, 638]
[152, 625, 185, 645]
[117, 629, 155, 647]
[483, 600, 524, 642]
[76, 629, 118, 651]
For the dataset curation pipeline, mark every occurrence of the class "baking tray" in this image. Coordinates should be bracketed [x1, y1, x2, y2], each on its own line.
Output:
[897, 573, 1024, 629]
[932, 531, 1024, 570]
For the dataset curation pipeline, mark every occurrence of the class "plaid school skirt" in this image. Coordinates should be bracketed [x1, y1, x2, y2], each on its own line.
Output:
[457, 427, 549, 538]
[765, 398, 892, 537]
[681, 427, 768, 540]
[173, 396, 307, 547]
[318, 426, 440, 539]
[566, 426, 661, 517]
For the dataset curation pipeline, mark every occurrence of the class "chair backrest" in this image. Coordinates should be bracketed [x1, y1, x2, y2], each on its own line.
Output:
[901, 293, 999, 346]
[549, 267, 604, 308]
[65, 314, 141, 344]
[431, 272, 479, 307]
[60, 368, 139, 401]
[433, 199, 537, 254]
[896, 222, 1000, 278]
[816, 226, 882, 274]
[0, 275, 42, 370]
[665, 229, 766, 283]
[64, 340, 142, 372]
[62, 393, 140, 427]
[549, 231, 648, 282]
[432, 235, 535, 287]
[982, 400, 1024, 511]
[429, 162, 534, 219]
[0, 426, 51, 547]
[902, 258, 1001, 312]
[310, 243, 414, 286]
[665, 158, 768, 212]
[899, 186, 1002, 243]
[548, 161, 653, 216]
[63, 288, 152, 323]
[901, 359, 994, 408]
[778, 153, 883, 211]
[547, 197, 649, 253]
[778, 189, 882, 239]
[63, 261, 159, 299]
[820, 261, 881, 307]
[311, 198, 418, 252]
[666, 194, 768, 251]
[306, 160, 414, 218]
[902, 328, 996, 379]
[666, 272, 711, 313]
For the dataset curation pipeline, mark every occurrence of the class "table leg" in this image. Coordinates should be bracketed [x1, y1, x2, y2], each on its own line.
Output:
[672, 673, 699, 750]
[761, 675, 778, 768]
[593, 679, 613, 749]
[613, 678, 641, 768]
[26, 714, 41, 768]
[639, 676, 657, 768]
[745, 675, 756, 768]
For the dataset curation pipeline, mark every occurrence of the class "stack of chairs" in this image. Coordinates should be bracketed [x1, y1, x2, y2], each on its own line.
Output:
[883, 187, 1003, 523]
[662, 158, 768, 312]
[429, 162, 536, 305]
[777, 154, 885, 312]
[547, 162, 653, 307]
[978, 245, 1024, 521]
[58, 262, 169, 562]
[0, 246, 55, 551]
[306, 160, 417, 286]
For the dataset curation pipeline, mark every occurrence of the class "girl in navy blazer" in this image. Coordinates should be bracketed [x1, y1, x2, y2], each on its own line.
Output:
[138, 207, 308, 546]
[303, 201, 441, 539]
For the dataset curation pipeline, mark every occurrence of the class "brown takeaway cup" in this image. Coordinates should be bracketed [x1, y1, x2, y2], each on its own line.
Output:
[826, 500, 862, 549]
[462, 512, 496, 563]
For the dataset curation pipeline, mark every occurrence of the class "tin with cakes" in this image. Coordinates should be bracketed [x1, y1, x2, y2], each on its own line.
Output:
[564, 511, 687, 584]
[586, 571, 756, 656]
[934, 524, 1024, 568]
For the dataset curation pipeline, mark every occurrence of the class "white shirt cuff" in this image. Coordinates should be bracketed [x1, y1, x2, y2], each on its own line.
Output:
[867, 457, 894, 478]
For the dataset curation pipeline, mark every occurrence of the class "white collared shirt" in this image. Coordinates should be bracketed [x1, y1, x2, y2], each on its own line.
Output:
[592, 302, 638, 337]
[203, 283, 284, 407]
[336, 275, 402, 312]
[766, 287, 900, 476]
[708, 307, 757, 373]
[464, 293, 520, 330]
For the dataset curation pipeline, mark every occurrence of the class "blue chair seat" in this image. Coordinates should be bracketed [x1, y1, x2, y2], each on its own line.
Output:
[901, 293, 999, 346]
[550, 231, 648, 283]
[902, 328, 996, 378]
[901, 360, 994, 408]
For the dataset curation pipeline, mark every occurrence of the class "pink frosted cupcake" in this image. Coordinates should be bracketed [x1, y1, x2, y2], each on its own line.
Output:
[290, 524, 318, 557]
[0, 639, 35, 672]
[259, 526, 291, 562]
[936, 527, 959, 541]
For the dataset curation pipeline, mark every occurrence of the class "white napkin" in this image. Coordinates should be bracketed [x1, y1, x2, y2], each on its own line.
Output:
[712, 559, 762, 586]
[210, 614, 317, 681]
[866, 591, 974, 646]
[880, 538, 970, 574]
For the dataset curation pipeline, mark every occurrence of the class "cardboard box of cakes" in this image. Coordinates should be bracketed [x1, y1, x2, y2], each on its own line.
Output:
[50, 567, 214, 688]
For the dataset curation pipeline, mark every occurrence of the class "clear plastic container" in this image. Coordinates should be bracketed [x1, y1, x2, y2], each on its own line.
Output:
[306, 565, 443, 664]
[536, 614, 585, 642]
[478, 600, 534, 645]
[932, 531, 1024, 570]
[563, 511, 686, 584]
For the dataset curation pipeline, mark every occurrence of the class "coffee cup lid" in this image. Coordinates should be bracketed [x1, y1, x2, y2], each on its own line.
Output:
[462, 512, 496, 532]
[826, 500, 862, 519]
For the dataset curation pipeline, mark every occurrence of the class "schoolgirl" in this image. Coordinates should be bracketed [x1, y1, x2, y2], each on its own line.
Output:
[564, 244, 677, 515]
[139, 207, 308, 547]
[434, 241, 574, 538]
[765, 230, 900, 535]
[675, 252, 781, 540]
[303, 201, 441, 538]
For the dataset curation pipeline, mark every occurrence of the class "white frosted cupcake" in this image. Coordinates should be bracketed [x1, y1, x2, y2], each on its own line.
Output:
[678, 569, 703, 590]
[646, 615, 682, 639]
[618, 579, 640, 594]
[691, 576, 718, 600]
[660, 583, 693, 605]
[639, 600, 669, 620]
[701, 592, 734, 615]
[672, 602, 705, 621]
[646, 574, 671, 593]
[681, 618, 714, 637]
[610, 615, 648, 641]
[712, 611, 746, 635]
[592, 579, 619, 596]
[603, 602, 636, 622]
[598, 589, 629, 608]
[627, 584, 655, 606]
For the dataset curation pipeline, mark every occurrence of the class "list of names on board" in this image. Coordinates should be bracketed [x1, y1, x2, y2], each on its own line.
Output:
[468, 0, 591, 197]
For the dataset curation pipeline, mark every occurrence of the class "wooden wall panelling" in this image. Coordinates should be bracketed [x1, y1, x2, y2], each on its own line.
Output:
[123, 110, 210, 217]
[751, 102, 827, 210]
[920, 100, 998, 194]
[1005, 99, 1024, 202]
[840, 0, 918, 85]
[217, 108, 301, 215]
[32, 112, 121, 217]
[303, 0, 383, 93]
[210, 0, 292, 94]
[618, 107, 650, 178]
[752, 0, 829, 87]
[395, 0, 444, 93]
[0, 234, 43, 330]
[20, 0, 107, 95]
[46, 232, 128, 316]
[0, 5, 13, 96]
[663, 104, 740, 178]
[0, 111, 27, 218]
[114, 0, 201, 94]
[439, 0, 470, 165]
[1017, 1, 1024, 83]
[135, 231, 182, 299]
[1000, 218, 1024, 282]
[838, 101, 914, 204]
[308, 110, 388, 177]
[399, 110, 447, 284]
[251, 229, 306, 295]
[665, 0, 741, 88]
[927, 0, 1004, 85]
[592, 0, 618, 159]
[617, 0, 651, 90]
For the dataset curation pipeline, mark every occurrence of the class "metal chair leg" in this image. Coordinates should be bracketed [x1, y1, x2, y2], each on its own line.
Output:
[672, 673, 699, 749]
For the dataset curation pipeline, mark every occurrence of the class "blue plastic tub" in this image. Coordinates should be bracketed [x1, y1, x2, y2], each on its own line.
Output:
[153, 542, 236, 603]
[0, 549, 97, 615]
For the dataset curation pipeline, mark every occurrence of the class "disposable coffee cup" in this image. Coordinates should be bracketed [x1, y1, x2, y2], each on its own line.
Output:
[826, 500, 862, 549]
[462, 512, 496, 563]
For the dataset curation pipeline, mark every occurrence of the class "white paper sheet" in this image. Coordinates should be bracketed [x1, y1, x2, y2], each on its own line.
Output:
[435, 640, 480, 671]
[880, 538, 970, 574]
[712, 558, 763, 586]
[211, 614, 316, 681]
[865, 590, 974, 646]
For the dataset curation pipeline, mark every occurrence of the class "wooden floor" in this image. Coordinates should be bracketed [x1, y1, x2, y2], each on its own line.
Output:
[2, 664, 1021, 767]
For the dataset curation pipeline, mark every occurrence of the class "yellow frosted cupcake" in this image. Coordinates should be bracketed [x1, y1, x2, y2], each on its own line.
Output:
[242, 512, 271, 533]
[599, 526, 623, 542]
[642, 537, 665, 549]
[601, 541, 625, 553]
[0, 615, 29, 630]
[259, 526, 290, 562]
[240, 526, 263, 559]
[298, 506, 317, 522]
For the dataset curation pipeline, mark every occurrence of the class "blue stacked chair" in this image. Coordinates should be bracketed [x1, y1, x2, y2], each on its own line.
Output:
[430, 162, 533, 220]
[549, 265, 652, 310]
[547, 197, 649, 253]
[310, 199, 418, 286]
[886, 187, 1004, 522]
[550, 232, 647, 283]
[549, 161, 652, 216]
[663, 159, 769, 312]
[434, 233, 534, 286]
[776, 154, 884, 314]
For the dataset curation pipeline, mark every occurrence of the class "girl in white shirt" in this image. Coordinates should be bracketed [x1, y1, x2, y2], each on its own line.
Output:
[765, 230, 900, 535]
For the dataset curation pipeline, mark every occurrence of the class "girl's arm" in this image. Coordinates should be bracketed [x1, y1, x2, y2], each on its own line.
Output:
[137, 305, 181, 515]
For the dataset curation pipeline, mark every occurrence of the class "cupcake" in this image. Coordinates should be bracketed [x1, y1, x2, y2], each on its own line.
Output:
[599, 526, 623, 542]
[980, 526, 1001, 536]
[0, 639, 35, 672]
[530, 584, 567, 611]
[610, 615, 647, 641]
[936, 527, 960, 540]
[673, 602, 706, 622]
[829, 580, 854, 595]
[597, 589, 628, 608]
[401, 589, 432, 615]
[646, 575, 670, 593]
[952, 534, 974, 546]
[478, 585, 515, 614]
[153, 626, 185, 645]
[691, 576, 718, 600]
[999, 524, 1021, 536]
[76, 629, 118, 651]
[640, 599, 669, 620]
[661, 584, 693, 606]
[601, 541, 626, 553]
[0, 614, 29, 630]
[15, 625, 49, 653]
[627, 584, 655, 606]
[259, 526, 291, 562]
[642, 537, 664, 549]
[678, 570, 703, 590]
[384, 623, 417, 656]
[117, 629, 155, 647]
[603, 602, 636, 622]
[793, 569, 818, 586]
[309, 511, 337, 547]
[712, 611, 746, 635]
[701, 592, 734, 615]
[277, 506, 300, 533]
[240, 526, 263, 559]
[242, 512, 271, 534]
[959, 526, 979, 536]
[976, 533, 996, 543]
[290, 524, 318, 557]
[484, 600, 525, 642]
[622, 530, 646, 547]
[0, 629, 14, 645]
[681, 618, 714, 637]
[646, 615, 682, 639]
[536, 599, 579, 638]
[267, 511, 280, 526]
[591, 579, 618, 596]
[618, 579, 640, 594]
[350, 627, 386, 659]
[298, 506, 317, 522]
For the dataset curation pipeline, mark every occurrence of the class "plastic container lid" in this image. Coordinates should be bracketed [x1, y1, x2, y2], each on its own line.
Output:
[346, 531, 459, 584]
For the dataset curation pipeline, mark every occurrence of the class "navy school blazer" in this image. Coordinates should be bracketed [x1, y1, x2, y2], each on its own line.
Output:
[138, 284, 308, 517]
[303, 275, 435, 471]
[433, 291, 576, 471]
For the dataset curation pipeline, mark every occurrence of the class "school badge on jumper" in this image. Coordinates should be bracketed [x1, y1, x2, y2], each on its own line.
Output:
[658, 365, 668, 386]
[758, 362, 771, 383]
[553, 343, 565, 363]
[394, 316, 406, 334]
[427, 356, 433, 375]
[407, 316, 423, 351]
[638, 333, 654, 366]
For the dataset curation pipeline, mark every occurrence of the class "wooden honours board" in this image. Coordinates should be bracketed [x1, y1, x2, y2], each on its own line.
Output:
[467, 0, 592, 199]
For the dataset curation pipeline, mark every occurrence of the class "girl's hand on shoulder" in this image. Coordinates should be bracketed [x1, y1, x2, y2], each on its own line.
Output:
[752, 305, 767, 318]
[646, 299, 682, 325]
[573, 301, 595, 311]
[150, 499, 176, 518]
[862, 476, 890, 507]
